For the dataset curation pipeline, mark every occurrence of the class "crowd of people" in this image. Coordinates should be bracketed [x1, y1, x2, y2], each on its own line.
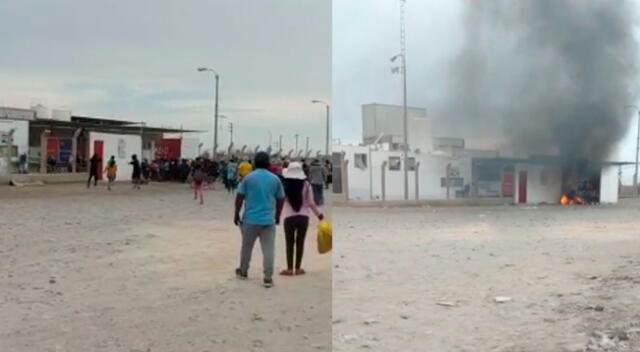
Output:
[85, 151, 332, 288]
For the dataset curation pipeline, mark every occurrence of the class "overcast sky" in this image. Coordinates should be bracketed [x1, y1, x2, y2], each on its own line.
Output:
[0, 0, 330, 153]
[333, 0, 640, 183]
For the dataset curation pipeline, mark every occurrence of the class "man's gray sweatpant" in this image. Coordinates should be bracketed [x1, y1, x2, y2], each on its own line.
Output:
[239, 223, 276, 279]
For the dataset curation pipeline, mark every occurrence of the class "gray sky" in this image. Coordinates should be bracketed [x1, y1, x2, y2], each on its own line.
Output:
[333, 0, 640, 183]
[0, 0, 330, 153]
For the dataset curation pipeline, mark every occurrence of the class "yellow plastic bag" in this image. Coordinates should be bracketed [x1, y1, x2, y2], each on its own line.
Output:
[317, 220, 332, 254]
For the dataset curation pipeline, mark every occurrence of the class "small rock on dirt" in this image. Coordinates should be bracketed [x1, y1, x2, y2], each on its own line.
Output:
[494, 296, 512, 303]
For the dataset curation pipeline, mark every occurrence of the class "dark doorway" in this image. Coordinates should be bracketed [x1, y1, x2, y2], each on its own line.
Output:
[518, 170, 527, 203]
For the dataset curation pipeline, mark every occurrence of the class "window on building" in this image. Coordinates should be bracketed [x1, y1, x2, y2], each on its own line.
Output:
[118, 139, 127, 159]
[476, 164, 501, 181]
[388, 156, 401, 171]
[354, 153, 367, 170]
[0, 145, 18, 158]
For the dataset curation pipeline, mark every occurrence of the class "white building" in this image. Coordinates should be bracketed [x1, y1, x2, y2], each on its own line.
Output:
[1, 106, 198, 180]
[88, 132, 142, 182]
[0, 107, 34, 176]
[362, 103, 432, 153]
[333, 103, 624, 205]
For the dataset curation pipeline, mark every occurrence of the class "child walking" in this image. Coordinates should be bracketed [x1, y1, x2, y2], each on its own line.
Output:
[280, 161, 323, 276]
[104, 156, 118, 191]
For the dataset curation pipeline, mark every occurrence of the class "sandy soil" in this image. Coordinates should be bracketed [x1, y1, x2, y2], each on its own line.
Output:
[333, 202, 640, 352]
[0, 182, 331, 352]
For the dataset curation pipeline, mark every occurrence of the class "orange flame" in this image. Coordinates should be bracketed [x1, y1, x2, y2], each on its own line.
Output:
[560, 194, 585, 206]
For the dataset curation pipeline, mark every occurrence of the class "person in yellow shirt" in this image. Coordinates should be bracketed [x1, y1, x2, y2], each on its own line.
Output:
[237, 159, 253, 179]
[104, 155, 118, 191]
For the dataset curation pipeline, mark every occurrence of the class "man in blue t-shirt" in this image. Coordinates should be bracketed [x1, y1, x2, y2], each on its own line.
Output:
[234, 151, 285, 288]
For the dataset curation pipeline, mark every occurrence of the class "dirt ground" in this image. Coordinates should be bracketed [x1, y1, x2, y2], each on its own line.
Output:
[0, 182, 331, 352]
[333, 201, 640, 352]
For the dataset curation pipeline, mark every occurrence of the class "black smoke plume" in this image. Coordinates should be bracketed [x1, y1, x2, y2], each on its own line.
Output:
[444, 0, 638, 187]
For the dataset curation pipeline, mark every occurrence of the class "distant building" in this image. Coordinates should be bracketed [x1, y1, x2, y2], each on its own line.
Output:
[332, 103, 628, 204]
[362, 103, 432, 153]
[0, 106, 200, 180]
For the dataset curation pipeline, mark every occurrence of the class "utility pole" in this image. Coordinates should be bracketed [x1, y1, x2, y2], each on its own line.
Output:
[391, 0, 409, 200]
[326, 105, 330, 157]
[400, 0, 408, 201]
[229, 122, 234, 145]
[214, 74, 219, 158]
[306, 137, 310, 155]
[279, 134, 283, 152]
[295, 134, 299, 154]
[635, 110, 640, 197]
[197, 67, 220, 159]
[619, 165, 623, 195]
[311, 100, 331, 157]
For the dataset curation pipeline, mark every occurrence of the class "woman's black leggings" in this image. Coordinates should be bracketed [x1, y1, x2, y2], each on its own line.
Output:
[284, 215, 309, 270]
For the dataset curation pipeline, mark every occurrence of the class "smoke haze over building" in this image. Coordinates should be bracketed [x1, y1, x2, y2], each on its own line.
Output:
[445, 0, 639, 177]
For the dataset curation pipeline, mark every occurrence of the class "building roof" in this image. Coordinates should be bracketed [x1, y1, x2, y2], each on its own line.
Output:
[473, 155, 635, 167]
[29, 118, 201, 134]
[0, 107, 36, 121]
[362, 102, 428, 111]
[71, 115, 139, 126]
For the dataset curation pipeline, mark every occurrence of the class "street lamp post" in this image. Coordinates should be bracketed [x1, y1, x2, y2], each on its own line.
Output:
[634, 110, 640, 197]
[391, 53, 409, 200]
[197, 67, 220, 158]
[391, 0, 409, 200]
[311, 100, 330, 157]
[624, 105, 640, 197]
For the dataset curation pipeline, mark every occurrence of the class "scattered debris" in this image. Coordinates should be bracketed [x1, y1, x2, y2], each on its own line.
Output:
[339, 334, 358, 344]
[585, 305, 605, 312]
[494, 296, 512, 303]
[436, 301, 457, 307]
[363, 318, 379, 325]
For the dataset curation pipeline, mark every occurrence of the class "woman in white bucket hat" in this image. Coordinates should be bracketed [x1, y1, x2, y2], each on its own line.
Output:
[280, 161, 324, 276]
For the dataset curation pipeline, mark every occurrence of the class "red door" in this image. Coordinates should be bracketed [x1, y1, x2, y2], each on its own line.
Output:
[46, 138, 59, 161]
[502, 172, 514, 197]
[94, 140, 104, 180]
[518, 171, 527, 203]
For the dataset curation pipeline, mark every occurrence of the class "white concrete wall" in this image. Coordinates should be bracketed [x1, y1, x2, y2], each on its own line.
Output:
[181, 138, 200, 159]
[600, 166, 619, 204]
[337, 145, 472, 201]
[514, 164, 562, 204]
[362, 104, 431, 152]
[0, 119, 29, 160]
[89, 132, 142, 181]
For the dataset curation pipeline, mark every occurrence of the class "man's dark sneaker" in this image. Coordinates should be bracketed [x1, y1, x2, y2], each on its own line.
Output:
[235, 268, 247, 280]
[263, 278, 274, 288]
